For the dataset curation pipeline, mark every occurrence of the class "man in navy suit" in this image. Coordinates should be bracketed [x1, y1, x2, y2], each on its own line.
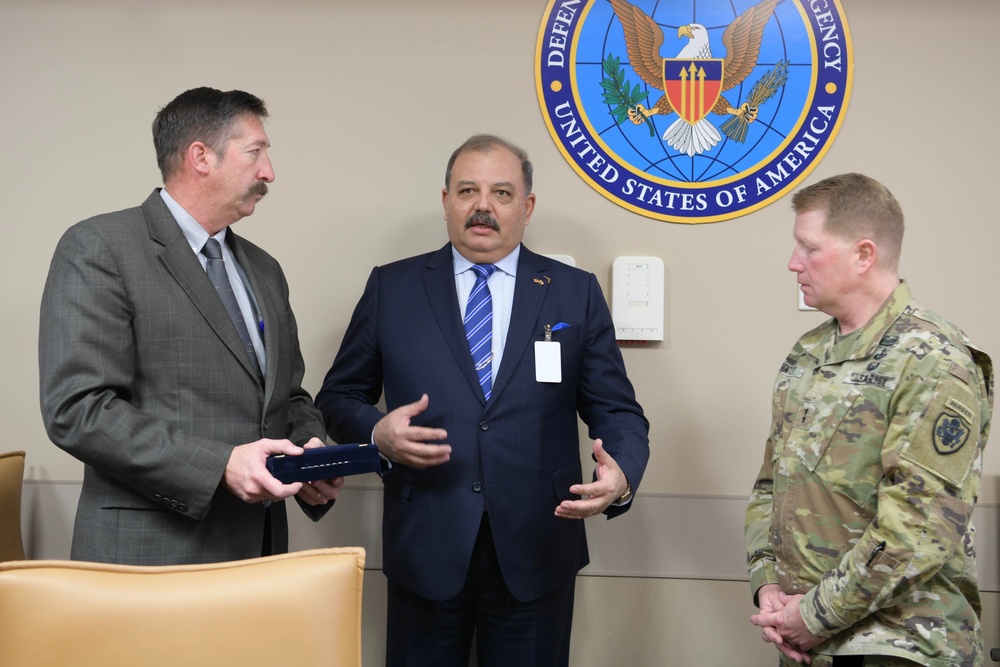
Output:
[315, 134, 649, 666]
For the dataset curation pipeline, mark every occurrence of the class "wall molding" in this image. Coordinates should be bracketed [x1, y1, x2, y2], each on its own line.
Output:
[23, 481, 1000, 592]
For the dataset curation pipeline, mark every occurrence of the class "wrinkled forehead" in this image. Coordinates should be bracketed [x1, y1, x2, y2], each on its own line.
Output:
[450, 147, 524, 188]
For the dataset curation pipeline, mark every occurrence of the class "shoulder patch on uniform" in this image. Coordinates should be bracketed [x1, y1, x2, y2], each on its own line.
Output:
[933, 411, 971, 455]
[945, 396, 975, 424]
[903, 379, 981, 488]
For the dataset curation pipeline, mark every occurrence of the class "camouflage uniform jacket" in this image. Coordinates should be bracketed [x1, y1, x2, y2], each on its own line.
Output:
[745, 281, 993, 666]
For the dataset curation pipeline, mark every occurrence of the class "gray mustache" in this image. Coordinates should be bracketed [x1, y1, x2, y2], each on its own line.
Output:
[465, 212, 499, 231]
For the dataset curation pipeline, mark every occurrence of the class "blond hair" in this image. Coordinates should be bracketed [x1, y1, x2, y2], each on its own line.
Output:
[792, 173, 904, 270]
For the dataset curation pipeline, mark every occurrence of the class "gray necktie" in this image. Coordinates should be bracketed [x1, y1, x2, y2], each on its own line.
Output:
[201, 238, 262, 381]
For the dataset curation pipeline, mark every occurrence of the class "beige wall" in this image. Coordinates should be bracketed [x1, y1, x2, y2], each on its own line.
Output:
[4, 0, 1000, 664]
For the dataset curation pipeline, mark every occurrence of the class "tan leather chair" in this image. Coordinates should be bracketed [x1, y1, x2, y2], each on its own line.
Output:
[0, 546, 365, 667]
[0, 450, 25, 561]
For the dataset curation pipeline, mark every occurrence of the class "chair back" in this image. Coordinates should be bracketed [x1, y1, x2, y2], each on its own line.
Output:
[0, 450, 25, 561]
[0, 546, 365, 667]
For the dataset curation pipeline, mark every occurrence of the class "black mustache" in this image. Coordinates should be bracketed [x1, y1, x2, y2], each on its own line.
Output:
[465, 211, 499, 231]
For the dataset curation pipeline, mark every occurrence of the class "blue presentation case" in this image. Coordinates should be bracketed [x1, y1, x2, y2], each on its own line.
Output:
[267, 443, 380, 483]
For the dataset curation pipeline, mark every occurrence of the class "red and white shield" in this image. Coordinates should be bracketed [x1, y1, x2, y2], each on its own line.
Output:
[663, 59, 724, 125]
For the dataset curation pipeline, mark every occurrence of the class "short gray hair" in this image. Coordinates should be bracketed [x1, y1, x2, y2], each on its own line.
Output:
[444, 134, 533, 194]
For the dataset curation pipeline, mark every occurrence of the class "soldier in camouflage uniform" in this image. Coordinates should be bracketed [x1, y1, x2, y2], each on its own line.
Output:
[744, 174, 993, 667]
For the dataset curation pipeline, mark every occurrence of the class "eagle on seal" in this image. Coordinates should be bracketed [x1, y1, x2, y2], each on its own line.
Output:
[609, 0, 781, 156]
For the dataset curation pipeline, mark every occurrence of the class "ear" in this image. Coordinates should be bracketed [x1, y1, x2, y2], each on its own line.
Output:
[523, 192, 536, 226]
[441, 188, 450, 221]
[188, 141, 214, 177]
[855, 239, 877, 274]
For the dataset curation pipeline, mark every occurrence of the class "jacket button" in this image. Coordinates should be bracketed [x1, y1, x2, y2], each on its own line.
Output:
[178, 504, 187, 513]
[472, 482, 483, 493]
[262, 421, 270, 432]
[479, 421, 489, 431]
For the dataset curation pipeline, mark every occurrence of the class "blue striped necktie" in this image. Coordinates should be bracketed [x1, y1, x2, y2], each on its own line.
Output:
[464, 264, 497, 400]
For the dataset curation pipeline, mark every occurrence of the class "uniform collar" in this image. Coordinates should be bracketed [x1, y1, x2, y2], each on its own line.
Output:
[802, 281, 912, 366]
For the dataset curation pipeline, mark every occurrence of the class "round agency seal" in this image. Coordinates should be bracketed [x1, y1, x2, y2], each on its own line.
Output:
[535, 0, 853, 223]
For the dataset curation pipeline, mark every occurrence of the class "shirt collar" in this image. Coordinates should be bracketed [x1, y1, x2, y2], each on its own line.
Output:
[451, 244, 520, 278]
[159, 188, 228, 253]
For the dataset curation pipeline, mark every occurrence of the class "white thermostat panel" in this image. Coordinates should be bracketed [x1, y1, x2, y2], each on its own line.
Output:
[797, 285, 817, 311]
[611, 256, 664, 342]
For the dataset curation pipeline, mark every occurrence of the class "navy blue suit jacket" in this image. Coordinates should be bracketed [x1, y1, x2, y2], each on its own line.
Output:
[316, 244, 648, 602]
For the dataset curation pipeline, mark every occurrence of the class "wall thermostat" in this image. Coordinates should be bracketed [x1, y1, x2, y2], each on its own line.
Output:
[797, 285, 817, 311]
[611, 256, 664, 342]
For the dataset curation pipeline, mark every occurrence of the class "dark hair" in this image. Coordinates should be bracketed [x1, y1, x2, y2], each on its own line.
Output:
[152, 87, 268, 181]
[791, 173, 905, 269]
[445, 134, 533, 195]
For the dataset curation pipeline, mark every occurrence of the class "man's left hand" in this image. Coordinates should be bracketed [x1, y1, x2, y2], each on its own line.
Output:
[295, 438, 346, 506]
[554, 439, 628, 520]
[750, 592, 824, 662]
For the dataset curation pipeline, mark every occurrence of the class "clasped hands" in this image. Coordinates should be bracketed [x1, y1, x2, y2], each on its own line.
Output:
[372, 394, 628, 519]
[750, 584, 823, 664]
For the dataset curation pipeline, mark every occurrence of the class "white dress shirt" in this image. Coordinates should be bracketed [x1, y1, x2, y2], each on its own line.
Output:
[452, 244, 519, 378]
[160, 189, 266, 373]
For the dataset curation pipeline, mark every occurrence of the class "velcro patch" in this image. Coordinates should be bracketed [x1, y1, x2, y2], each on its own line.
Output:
[780, 362, 804, 378]
[945, 396, 975, 424]
[844, 371, 896, 389]
[904, 380, 980, 488]
[932, 411, 971, 455]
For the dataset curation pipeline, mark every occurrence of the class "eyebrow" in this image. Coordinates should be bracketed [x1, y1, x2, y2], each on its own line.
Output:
[457, 180, 516, 191]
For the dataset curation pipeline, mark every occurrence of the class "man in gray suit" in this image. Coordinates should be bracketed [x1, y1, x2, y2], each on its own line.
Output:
[39, 87, 341, 564]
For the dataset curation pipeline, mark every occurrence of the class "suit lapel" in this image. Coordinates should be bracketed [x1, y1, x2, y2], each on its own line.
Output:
[490, 246, 550, 403]
[422, 245, 486, 403]
[143, 191, 262, 386]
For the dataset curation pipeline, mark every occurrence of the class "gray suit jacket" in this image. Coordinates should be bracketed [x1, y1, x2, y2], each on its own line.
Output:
[39, 189, 327, 564]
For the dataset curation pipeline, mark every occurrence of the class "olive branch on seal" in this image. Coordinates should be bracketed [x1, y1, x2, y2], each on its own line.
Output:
[601, 54, 655, 137]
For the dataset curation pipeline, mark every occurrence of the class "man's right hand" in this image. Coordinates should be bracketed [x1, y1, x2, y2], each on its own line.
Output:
[752, 584, 816, 664]
[373, 394, 450, 468]
[224, 438, 304, 503]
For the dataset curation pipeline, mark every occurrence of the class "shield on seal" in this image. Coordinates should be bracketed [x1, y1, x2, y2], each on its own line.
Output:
[663, 59, 724, 125]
